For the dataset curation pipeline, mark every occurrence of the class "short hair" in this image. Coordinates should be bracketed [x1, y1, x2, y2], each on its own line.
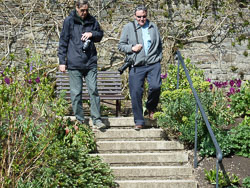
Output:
[75, 0, 89, 8]
[134, 5, 147, 15]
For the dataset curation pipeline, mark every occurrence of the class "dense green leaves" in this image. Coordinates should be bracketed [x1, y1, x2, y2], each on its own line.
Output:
[205, 169, 240, 187]
[242, 176, 250, 188]
[229, 81, 250, 117]
[229, 116, 250, 158]
[155, 58, 249, 158]
[18, 125, 116, 187]
[0, 52, 116, 187]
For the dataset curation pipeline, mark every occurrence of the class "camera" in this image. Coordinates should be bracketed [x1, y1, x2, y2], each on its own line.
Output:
[118, 60, 133, 75]
[82, 39, 91, 52]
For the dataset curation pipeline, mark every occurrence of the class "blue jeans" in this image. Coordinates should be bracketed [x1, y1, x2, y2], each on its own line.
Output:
[68, 68, 102, 124]
[129, 63, 162, 126]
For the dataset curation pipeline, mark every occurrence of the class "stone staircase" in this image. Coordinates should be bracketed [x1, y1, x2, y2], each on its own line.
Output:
[89, 117, 197, 188]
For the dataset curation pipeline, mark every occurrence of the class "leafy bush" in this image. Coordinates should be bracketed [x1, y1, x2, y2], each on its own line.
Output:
[17, 122, 117, 188]
[229, 116, 250, 158]
[0, 52, 116, 187]
[199, 128, 233, 157]
[229, 81, 250, 117]
[156, 58, 233, 156]
[243, 176, 250, 188]
[161, 58, 205, 92]
[156, 89, 206, 144]
[0, 51, 65, 186]
[205, 169, 240, 187]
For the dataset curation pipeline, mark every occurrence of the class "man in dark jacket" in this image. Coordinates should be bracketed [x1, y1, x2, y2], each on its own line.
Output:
[58, 0, 106, 129]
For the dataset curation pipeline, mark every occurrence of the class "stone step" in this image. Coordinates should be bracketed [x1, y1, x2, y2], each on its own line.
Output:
[96, 141, 184, 153]
[65, 116, 157, 128]
[111, 166, 194, 180]
[94, 128, 165, 141]
[115, 179, 197, 188]
[90, 152, 188, 166]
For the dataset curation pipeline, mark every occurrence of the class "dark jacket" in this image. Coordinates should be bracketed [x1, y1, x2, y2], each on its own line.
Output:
[58, 10, 103, 70]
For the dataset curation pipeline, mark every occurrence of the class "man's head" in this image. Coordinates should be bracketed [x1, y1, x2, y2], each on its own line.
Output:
[134, 5, 147, 26]
[75, 0, 89, 19]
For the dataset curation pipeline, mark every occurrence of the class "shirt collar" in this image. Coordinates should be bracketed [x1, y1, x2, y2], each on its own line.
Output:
[134, 20, 151, 29]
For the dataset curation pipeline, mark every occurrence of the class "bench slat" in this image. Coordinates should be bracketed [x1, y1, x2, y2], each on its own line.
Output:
[57, 86, 122, 89]
[56, 80, 122, 83]
[61, 95, 125, 100]
[56, 71, 120, 75]
[57, 88, 122, 91]
[56, 71, 119, 74]
[56, 81, 122, 84]
[56, 75, 121, 78]
[56, 91, 123, 94]
[57, 80, 122, 83]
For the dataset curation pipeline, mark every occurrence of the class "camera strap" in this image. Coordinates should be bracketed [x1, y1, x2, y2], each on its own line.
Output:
[132, 21, 139, 44]
[131, 21, 138, 70]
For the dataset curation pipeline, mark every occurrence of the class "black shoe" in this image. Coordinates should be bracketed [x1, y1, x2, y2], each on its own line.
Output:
[134, 125, 143, 130]
[94, 121, 106, 129]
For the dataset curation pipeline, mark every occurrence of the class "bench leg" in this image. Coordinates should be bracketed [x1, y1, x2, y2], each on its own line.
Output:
[116, 100, 121, 117]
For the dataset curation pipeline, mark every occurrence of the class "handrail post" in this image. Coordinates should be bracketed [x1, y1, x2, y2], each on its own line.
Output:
[177, 54, 180, 89]
[216, 159, 219, 188]
[194, 103, 198, 168]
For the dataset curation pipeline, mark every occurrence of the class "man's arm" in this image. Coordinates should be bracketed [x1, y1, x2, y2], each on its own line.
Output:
[58, 17, 70, 67]
[156, 24, 163, 60]
[90, 19, 103, 42]
[118, 24, 134, 54]
[118, 23, 142, 54]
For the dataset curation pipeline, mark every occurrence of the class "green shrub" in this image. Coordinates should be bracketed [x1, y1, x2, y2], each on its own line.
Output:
[205, 169, 240, 187]
[161, 58, 205, 92]
[156, 58, 234, 156]
[0, 51, 66, 186]
[229, 81, 250, 117]
[243, 176, 250, 188]
[156, 89, 205, 144]
[17, 122, 117, 188]
[0, 52, 117, 187]
[199, 128, 233, 157]
[229, 116, 250, 158]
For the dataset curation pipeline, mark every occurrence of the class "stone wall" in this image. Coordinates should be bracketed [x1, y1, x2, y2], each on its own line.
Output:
[0, 0, 249, 82]
[181, 39, 250, 81]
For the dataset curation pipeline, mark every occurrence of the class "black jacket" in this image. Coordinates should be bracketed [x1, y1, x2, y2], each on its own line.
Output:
[58, 10, 103, 70]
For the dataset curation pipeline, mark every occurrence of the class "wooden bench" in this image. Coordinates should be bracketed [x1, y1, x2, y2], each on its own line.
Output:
[55, 71, 125, 117]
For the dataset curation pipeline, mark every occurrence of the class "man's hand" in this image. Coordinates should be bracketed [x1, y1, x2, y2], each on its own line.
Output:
[132, 44, 143, 52]
[59, 65, 66, 72]
[81, 32, 92, 41]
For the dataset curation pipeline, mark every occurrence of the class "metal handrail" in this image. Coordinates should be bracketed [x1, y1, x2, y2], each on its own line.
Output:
[176, 50, 223, 188]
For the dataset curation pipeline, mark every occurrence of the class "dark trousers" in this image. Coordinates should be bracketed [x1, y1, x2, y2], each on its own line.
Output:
[129, 63, 162, 126]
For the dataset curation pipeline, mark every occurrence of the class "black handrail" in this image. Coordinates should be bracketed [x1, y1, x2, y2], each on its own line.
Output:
[176, 50, 223, 188]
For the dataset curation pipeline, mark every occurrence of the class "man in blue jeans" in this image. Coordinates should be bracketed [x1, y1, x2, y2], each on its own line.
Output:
[58, 0, 106, 129]
[118, 5, 162, 130]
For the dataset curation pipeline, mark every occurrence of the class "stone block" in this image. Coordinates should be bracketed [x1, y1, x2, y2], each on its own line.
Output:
[192, 54, 219, 63]
[222, 53, 237, 62]
[196, 63, 211, 69]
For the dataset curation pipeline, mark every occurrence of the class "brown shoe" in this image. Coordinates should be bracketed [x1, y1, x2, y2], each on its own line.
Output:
[148, 110, 154, 120]
[134, 125, 143, 130]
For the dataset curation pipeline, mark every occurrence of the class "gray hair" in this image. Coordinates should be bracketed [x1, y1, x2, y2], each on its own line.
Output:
[134, 5, 147, 15]
[75, 0, 89, 8]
